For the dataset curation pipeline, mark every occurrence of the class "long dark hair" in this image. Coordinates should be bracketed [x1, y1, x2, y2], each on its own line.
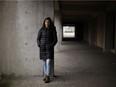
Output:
[42, 17, 55, 29]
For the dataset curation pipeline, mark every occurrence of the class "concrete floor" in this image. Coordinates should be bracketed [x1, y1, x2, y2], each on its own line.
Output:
[0, 41, 116, 87]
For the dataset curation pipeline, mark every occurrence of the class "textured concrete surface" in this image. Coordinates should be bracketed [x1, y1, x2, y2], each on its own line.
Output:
[0, 1, 55, 76]
[0, 41, 116, 87]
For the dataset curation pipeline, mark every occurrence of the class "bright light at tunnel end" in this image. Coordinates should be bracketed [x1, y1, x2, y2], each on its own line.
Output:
[63, 26, 75, 38]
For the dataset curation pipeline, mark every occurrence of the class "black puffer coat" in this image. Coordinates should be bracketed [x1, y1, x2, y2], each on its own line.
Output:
[37, 27, 57, 60]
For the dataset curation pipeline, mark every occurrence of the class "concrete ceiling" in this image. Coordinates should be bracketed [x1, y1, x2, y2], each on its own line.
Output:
[59, 1, 116, 22]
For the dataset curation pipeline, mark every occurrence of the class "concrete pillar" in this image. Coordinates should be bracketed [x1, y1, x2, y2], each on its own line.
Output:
[54, 1, 62, 52]
[96, 14, 104, 48]
[83, 22, 89, 42]
[103, 12, 114, 52]
[115, 13, 116, 54]
[54, 11, 61, 51]
[88, 20, 92, 45]
[91, 18, 97, 45]
[88, 19, 96, 45]
[0, 1, 55, 76]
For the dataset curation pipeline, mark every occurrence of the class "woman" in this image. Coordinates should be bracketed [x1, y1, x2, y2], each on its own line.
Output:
[37, 17, 57, 83]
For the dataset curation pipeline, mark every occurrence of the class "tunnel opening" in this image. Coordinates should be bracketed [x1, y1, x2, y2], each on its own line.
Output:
[63, 25, 75, 38]
[62, 24, 76, 41]
[62, 22, 84, 42]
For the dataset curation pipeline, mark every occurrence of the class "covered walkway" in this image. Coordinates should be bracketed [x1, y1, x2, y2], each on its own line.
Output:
[0, 41, 116, 87]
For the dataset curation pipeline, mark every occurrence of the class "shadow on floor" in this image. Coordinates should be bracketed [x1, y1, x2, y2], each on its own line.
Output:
[0, 80, 11, 87]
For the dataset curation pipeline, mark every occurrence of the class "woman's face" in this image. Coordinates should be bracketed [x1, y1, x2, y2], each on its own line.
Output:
[45, 19, 50, 28]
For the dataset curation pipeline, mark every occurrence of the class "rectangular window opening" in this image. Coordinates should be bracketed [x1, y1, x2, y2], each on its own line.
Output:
[63, 26, 75, 38]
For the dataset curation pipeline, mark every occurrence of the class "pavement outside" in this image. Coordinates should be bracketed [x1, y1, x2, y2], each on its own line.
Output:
[0, 41, 116, 87]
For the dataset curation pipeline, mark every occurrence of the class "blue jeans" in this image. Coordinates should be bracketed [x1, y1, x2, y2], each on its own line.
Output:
[43, 59, 51, 76]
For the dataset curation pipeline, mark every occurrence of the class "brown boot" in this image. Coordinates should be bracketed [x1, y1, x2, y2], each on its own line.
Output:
[44, 76, 50, 83]
[43, 77, 46, 81]
[43, 75, 47, 81]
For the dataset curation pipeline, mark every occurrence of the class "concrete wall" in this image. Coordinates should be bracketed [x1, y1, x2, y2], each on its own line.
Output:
[84, 14, 104, 48]
[87, 16, 104, 47]
[0, 1, 19, 76]
[0, 1, 55, 76]
[84, 12, 115, 54]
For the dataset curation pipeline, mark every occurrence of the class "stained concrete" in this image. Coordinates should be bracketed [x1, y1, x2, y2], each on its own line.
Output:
[0, 41, 116, 87]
